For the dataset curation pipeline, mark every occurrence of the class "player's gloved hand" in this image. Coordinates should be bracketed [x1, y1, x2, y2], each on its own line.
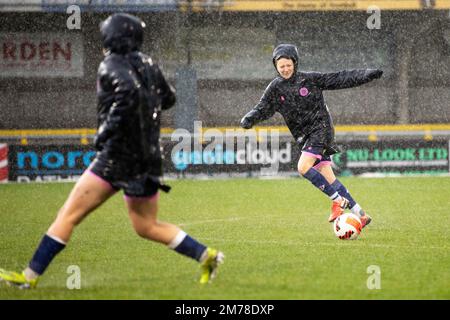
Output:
[240, 116, 253, 129]
[366, 69, 383, 80]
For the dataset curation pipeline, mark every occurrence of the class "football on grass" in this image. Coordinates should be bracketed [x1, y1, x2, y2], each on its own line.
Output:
[333, 213, 362, 240]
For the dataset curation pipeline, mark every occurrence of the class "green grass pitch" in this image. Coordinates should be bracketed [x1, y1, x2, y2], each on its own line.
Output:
[0, 177, 449, 299]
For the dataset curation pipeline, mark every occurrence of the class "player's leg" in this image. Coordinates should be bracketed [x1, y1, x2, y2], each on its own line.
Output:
[125, 184, 224, 284]
[297, 151, 348, 206]
[125, 193, 181, 244]
[316, 163, 371, 227]
[47, 169, 117, 242]
[0, 169, 117, 288]
[297, 130, 346, 202]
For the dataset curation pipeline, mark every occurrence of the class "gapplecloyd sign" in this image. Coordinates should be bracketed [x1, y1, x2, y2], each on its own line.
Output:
[0, 33, 84, 77]
[170, 122, 292, 175]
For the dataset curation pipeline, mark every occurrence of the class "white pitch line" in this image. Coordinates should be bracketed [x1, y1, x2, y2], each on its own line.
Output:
[199, 237, 449, 251]
[178, 216, 449, 251]
[178, 215, 281, 227]
[178, 217, 244, 227]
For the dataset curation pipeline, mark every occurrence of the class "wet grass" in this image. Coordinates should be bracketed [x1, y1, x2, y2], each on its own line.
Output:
[0, 177, 449, 300]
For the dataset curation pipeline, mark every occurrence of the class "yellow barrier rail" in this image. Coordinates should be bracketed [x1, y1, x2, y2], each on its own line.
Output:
[204, 124, 450, 133]
[1, 124, 450, 136]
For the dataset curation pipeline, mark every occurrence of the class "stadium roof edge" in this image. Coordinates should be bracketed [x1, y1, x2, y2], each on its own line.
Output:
[182, 0, 450, 12]
[1, 0, 449, 13]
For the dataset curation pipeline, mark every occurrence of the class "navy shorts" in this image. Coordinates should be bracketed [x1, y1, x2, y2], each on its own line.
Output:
[297, 127, 339, 167]
[88, 157, 159, 198]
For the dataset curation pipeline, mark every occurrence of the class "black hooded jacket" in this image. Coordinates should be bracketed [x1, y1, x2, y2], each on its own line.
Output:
[94, 14, 176, 178]
[241, 44, 382, 146]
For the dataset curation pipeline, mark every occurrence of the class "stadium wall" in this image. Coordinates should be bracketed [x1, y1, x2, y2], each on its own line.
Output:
[0, 10, 449, 129]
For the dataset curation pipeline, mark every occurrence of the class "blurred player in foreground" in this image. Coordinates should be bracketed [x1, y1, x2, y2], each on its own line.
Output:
[0, 13, 223, 289]
[241, 43, 383, 226]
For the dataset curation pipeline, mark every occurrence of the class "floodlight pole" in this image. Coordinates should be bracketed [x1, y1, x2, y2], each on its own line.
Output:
[174, 0, 198, 132]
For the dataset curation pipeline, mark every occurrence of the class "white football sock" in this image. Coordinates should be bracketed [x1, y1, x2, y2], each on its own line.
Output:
[351, 204, 365, 216]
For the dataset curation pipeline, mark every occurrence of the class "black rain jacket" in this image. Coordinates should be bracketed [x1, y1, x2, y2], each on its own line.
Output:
[241, 44, 382, 150]
[94, 14, 175, 178]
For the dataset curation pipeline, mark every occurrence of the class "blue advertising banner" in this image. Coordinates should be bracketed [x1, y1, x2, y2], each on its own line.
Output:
[5, 139, 450, 182]
[8, 145, 96, 182]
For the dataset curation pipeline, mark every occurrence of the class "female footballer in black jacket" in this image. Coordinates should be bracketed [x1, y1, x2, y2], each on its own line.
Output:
[241, 44, 382, 227]
[0, 14, 223, 289]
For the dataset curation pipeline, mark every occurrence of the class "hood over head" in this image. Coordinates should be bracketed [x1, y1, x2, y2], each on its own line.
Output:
[100, 13, 146, 54]
[272, 43, 300, 75]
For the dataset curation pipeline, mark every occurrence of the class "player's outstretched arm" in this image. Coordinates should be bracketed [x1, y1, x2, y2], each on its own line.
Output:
[240, 101, 276, 129]
[313, 68, 383, 90]
[240, 80, 278, 129]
